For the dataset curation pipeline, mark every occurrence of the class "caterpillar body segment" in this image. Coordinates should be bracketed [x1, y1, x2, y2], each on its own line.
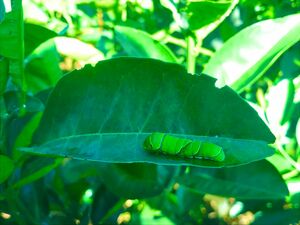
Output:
[143, 132, 225, 162]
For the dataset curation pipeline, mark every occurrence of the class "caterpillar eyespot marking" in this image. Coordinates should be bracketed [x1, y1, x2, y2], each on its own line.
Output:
[143, 133, 225, 162]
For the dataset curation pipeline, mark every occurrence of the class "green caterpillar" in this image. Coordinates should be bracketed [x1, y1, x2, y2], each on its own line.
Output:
[143, 133, 225, 162]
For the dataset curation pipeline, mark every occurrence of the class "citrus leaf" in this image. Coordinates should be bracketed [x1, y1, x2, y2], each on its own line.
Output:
[21, 58, 275, 167]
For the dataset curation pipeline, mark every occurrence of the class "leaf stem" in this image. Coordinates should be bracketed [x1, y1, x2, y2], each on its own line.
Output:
[186, 35, 196, 74]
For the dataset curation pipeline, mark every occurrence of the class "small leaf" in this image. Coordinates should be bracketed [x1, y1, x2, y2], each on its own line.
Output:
[115, 26, 178, 63]
[184, 0, 235, 30]
[204, 13, 300, 93]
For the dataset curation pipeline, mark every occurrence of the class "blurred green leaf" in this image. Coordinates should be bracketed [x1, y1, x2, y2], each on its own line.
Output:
[25, 39, 62, 94]
[146, 187, 204, 224]
[253, 209, 300, 225]
[23, 0, 49, 24]
[133, 204, 175, 225]
[184, 0, 235, 30]
[0, 155, 14, 183]
[204, 13, 300, 93]
[266, 79, 295, 126]
[267, 153, 293, 174]
[4, 91, 44, 115]
[54, 37, 104, 64]
[296, 119, 300, 145]
[91, 184, 120, 224]
[4, 91, 44, 158]
[98, 163, 176, 198]
[12, 157, 62, 189]
[0, 0, 24, 90]
[0, 0, 5, 24]
[287, 177, 300, 196]
[280, 44, 300, 79]
[0, 57, 9, 95]
[13, 112, 43, 154]
[21, 58, 274, 167]
[115, 26, 178, 63]
[177, 160, 289, 199]
[24, 23, 57, 56]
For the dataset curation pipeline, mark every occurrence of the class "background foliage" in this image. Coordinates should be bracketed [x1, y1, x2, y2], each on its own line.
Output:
[0, 0, 300, 224]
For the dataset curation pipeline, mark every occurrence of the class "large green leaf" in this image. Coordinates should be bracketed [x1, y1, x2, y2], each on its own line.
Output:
[176, 160, 289, 199]
[203, 13, 300, 93]
[115, 26, 178, 63]
[21, 58, 275, 167]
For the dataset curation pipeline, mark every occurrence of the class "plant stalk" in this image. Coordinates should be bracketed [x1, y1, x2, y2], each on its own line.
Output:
[186, 35, 196, 74]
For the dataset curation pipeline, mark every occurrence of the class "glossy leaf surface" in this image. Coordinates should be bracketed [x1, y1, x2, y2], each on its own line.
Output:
[22, 58, 275, 167]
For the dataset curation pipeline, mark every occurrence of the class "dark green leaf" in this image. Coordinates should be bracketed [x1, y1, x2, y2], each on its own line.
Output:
[0, 0, 24, 90]
[22, 58, 275, 167]
[253, 209, 300, 225]
[204, 14, 300, 93]
[12, 157, 62, 189]
[0, 57, 9, 95]
[177, 160, 289, 199]
[0, 0, 4, 25]
[24, 23, 57, 56]
[25, 39, 62, 94]
[266, 79, 295, 126]
[98, 163, 176, 198]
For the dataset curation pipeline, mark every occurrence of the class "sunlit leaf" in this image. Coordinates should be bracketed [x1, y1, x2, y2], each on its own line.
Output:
[253, 209, 300, 225]
[204, 13, 300, 93]
[184, 0, 236, 30]
[115, 26, 178, 63]
[266, 79, 295, 126]
[54, 37, 104, 64]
